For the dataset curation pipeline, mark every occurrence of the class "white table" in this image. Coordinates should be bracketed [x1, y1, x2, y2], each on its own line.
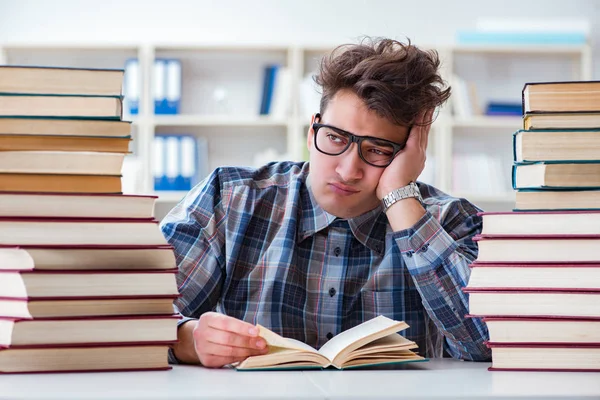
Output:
[0, 359, 599, 399]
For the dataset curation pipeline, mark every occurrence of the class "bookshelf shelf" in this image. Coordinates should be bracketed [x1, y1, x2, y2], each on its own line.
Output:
[0, 42, 592, 215]
[451, 116, 523, 129]
[151, 115, 288, 127]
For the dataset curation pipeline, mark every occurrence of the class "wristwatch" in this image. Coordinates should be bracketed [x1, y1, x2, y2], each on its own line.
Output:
[381, 182, 423, 212]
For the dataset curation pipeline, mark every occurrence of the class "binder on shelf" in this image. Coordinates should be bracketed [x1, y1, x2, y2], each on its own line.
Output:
[153, 59, 181, 115]
[123, 59, 139, 116]
[153, 134, 207, 191]
[259, 65, 279, 115]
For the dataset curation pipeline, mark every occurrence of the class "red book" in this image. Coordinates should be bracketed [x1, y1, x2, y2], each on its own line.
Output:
[0, 191, 158, 219]
[467, 262, 600, 290]
[0, 217, 168, 246]
[478, 210, 600, 236]
[0, 343, 172, 373]
[0, 244, 176, 271]
[487, 342, 600, 372]
[474, 234, 600, 263]
[464, 289, 600, 318]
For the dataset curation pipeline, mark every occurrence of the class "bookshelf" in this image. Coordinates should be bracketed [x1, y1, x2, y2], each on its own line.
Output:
[0, 42, 593, 215]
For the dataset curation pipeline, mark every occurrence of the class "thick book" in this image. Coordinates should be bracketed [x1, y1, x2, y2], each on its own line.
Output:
[0, 134, 131, 153]
[236, 316, 426, 370]
[0, 192, 156, 219]
[0, 117, 131, 137]
[0, 94, 122, 119]
[0, 296, 177, 319]
[0, 245, 176, 271]
[477, 316, 600, 344]
[465, 288, 600, 318]
[0, 269, 178, 298]
[515, 189, 600, 211]
[0, 315, 179, 347]
[513, 129, 600, 162]
[523, 112, 600, 130]
[0, 217, 168, 246]
[0, 172, 122, 193]
[0, 151, 126, 175]
[522, 81, 600, 113]
[512, 161, 600, 189]
[468, 262, 600, 290]
[479, 211, 600, 235]
[487, 342, 600, 372]
[0, 344, 170, 373]
[0, 66, 123, 96]
[474, 234, 600, 263]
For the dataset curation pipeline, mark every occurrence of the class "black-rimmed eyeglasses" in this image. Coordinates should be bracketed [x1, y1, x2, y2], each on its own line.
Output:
[311, 114, 406, 168]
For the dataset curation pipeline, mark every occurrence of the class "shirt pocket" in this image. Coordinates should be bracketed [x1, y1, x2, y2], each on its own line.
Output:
[360, 289, 402, 321]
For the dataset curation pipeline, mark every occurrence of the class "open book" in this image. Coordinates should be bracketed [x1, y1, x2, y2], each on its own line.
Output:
[236, 315, 426, 370]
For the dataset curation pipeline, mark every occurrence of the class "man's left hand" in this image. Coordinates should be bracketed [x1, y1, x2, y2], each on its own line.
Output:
[376, 109, 434, 200]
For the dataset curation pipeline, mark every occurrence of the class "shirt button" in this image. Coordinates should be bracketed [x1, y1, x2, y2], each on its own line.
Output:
[334, 247, 341, 256]
[329, 287, 336, 297]
[326, 332, 333, 340]
[420, 244, 429, 252]
[405, 251, 413, 258]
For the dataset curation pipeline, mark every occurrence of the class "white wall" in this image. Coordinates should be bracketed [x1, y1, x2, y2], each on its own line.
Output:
[0, 0, 598, 60]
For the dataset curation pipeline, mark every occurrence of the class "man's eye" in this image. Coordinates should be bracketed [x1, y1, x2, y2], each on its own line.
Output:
[327, 134, 345, 144]
[368, 148, 393, 156]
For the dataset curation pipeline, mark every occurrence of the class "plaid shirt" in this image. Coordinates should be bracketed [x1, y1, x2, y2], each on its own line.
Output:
[161, 161, 490, 362]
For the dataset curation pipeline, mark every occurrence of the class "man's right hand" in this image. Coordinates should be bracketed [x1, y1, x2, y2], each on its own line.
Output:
[173, 312, 270, 368]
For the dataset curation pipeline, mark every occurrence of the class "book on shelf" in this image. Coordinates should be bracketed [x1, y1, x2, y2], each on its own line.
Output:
[0, 245, 176, 271]
[467, 262, 600, 290]
[124, 59, 140, 115]
[456, 31, 587, 46]
[236, 315, 425, 370]
[0, 94, 123, 119]
[0, 218, 168, 246]
[0, 173, 122, 194]
[522, 81, 600, 114]
[0, 296, 178, 319]
[465, 288, 600, 318]
[0, 117, 132, 137]
[153, 134, 207, 191]
[515, 189, 600, 211]
[478, 316, 600, 344]
[0, 134, 131, 153]
[523, 112, 600, 130]
[512, 161, 600, 189]
[259, 64, 279, 115]
[153, 59, 181, 115]
[0, 344, 170, 373]
[0, 269, 178, 298]
[485, 102, 522, 116]
[0, 315, 179, 347]
[0, 192, 156, 219]
[474, 234, 600, 263]
[0, 150, 127, 175]
[0, 66, 123, 96]
[479, 211, 600, 235]
[513, 129, 600, 162]
[486, 343, 600, 372]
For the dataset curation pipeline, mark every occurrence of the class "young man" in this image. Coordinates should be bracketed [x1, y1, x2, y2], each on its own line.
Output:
[161, 37, 490, 368]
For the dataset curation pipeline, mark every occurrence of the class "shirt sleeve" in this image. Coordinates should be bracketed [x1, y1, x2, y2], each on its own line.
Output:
[160, 170, 228, 363]
[392, 198, 491, 361]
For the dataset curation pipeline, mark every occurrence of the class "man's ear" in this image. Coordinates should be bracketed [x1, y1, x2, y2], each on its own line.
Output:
[306, 113, 319, 150]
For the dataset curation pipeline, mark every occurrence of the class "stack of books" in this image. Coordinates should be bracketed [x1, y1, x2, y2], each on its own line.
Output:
[465, 80, 600, 372]
[0, 66, 179, 373]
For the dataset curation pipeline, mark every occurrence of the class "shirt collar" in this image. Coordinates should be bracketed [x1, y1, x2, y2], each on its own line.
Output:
[298, 173, 387, 256]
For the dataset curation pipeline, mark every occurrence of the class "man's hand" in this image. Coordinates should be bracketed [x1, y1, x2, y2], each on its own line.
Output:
[174, 312, 269, 368]
[376, 109, 434, 200]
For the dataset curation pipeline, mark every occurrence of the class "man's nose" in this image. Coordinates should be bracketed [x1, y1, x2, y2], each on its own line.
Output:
[335, 143, 364, 182]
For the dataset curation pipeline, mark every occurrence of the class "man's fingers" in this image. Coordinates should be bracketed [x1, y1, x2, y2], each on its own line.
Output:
[202, 341, 268, 358]
[205, 313, 259, 337]
[200, 354, 250, 369]
[205, 328, 267, 350]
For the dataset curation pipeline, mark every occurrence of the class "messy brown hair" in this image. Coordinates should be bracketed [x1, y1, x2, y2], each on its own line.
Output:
[315, 37, 450, 127]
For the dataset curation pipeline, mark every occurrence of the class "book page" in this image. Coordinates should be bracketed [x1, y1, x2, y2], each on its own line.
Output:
[257, 325, 318, 353]
[318, 315, 408, 363]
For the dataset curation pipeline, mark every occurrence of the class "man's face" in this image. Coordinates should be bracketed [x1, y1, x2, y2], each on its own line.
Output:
[307, 89, 410, 219]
